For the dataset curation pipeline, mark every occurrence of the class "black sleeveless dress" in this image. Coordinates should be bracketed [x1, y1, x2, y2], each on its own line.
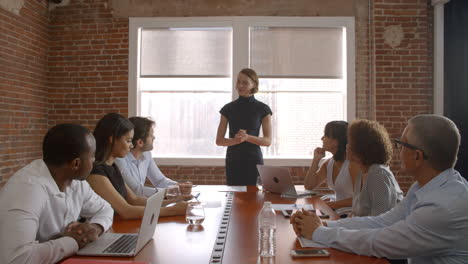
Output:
[91, 163, 127, 198]
[220, 95, 272, 185]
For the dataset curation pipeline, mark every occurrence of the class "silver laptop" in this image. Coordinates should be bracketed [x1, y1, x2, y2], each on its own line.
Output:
[257, 165, 316, 198]
[77, 190, 165, 257]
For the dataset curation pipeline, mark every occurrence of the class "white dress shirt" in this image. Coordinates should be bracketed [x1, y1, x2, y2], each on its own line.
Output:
[115, 151, 177, 197]
[312, 168, 468, 264]
[0, 159, 114, 264]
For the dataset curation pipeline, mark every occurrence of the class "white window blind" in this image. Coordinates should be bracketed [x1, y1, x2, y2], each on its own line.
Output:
[140, 28, 232, 76]
[250, 27, 343, 78]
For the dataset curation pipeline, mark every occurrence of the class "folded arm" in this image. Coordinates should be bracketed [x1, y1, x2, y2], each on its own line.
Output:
[79, 181, 114, 230]
[314, 202, 455, 259]
[0, 186, 78, 264]
[216, 115, 243, 147]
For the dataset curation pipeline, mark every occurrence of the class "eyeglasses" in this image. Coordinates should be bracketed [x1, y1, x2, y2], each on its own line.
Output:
[393, 139, 428, 159]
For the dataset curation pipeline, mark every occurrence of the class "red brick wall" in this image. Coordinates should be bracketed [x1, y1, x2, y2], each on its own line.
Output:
[0, 0, 49, 184]
[373, 0, 433, 190]
[48, 0, 128, 129]
[1, 0, 434, 192]
[162, 166, 227, 185]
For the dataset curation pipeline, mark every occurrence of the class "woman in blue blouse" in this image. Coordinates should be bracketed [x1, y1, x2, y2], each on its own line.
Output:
[216, 68, 272, 185]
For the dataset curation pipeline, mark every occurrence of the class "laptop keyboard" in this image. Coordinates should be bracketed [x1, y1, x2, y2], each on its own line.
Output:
[103, 234, 138, 254]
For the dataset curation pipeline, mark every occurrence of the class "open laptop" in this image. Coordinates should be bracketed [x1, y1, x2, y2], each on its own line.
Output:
[77, 190, 165, 257]
[257, 165, 316, 198]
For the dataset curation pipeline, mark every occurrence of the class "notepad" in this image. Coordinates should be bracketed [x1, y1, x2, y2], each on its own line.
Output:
[62, 259, 149, 264]
[298, 237, 328, 248]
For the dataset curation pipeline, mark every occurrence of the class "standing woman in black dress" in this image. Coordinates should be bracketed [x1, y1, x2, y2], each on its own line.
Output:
[216, 68, 272, 185]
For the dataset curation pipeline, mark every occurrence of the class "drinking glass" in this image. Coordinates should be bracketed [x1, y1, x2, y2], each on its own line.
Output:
[186, 201, 205, 225]
[166, 185, 181, 199]
[178, 181, 193, 196]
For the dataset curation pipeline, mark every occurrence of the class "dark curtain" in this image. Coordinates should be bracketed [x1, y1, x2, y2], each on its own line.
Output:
[445, 0, 468, 179]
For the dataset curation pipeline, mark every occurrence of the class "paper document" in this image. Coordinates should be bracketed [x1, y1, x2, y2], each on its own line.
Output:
[298, 237, 328, 248]
[202, 200, 222, 208]
[271, 204, 314, 211]
[217, 186, 247, 192]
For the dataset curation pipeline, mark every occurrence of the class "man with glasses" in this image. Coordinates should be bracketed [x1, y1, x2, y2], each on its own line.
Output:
[291, 114, 468, 264]
[393, 139, 428, 160]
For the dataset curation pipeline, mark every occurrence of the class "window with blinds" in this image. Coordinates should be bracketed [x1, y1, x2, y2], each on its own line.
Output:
[250, 27, 343, 78]
[140, 28, 232, 77]
[129, 17, 355, 165]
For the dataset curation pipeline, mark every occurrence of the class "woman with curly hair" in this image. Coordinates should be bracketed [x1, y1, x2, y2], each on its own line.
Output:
[347, 119, 403, 216]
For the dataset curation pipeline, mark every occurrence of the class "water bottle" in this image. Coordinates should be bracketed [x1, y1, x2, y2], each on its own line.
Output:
[258, 201, 276, 257]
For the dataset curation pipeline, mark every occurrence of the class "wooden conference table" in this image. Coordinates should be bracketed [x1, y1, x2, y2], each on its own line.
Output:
[69, 185, 388, 264]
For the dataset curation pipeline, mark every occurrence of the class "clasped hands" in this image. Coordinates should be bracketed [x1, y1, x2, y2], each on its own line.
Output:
[63, 221, 103, 248]
[234, 129, 249, 144]
[290, 209, 323, 240]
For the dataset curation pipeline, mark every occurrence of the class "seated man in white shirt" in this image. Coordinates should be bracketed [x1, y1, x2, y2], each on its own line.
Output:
[291, 114, 468, 264]
[0, 124, 114, 264]
[115, 116, 178, 197]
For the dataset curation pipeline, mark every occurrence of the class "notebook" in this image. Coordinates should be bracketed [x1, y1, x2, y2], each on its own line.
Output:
[257, 165, 316, 198]
[62, 259, 149, 264]
[77, 190, 165, 257]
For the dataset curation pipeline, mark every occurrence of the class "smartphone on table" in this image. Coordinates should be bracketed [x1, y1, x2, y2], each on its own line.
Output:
[281, 210, 294, 218]
[290, 249, 330, 257]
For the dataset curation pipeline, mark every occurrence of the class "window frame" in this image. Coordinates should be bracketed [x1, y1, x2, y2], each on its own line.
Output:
[129, 16, 355, 166]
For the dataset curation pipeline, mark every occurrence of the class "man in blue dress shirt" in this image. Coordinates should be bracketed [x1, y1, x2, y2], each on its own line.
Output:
[115, 117, 178, 197]
[291, 114, 468, 264]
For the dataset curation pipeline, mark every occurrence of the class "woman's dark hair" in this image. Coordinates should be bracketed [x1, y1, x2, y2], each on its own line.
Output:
[129, 116, 155, 147]
[43, 124, 91, 166]
[324, 121, 348, 162]
[348, 119, 393, 166]
[239, 68, 259, 94]
[93, 113, 134, 163]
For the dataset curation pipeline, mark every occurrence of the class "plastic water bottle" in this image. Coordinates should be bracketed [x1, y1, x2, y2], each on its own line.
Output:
[258, 201, 276, 257]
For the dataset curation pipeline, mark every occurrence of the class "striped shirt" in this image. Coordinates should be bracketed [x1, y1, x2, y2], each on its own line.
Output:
[352, 164, 403, 216]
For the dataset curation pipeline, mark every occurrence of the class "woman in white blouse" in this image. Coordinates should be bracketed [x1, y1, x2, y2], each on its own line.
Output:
[347, 119, 403, 216]
[304, 121, 359, 209]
